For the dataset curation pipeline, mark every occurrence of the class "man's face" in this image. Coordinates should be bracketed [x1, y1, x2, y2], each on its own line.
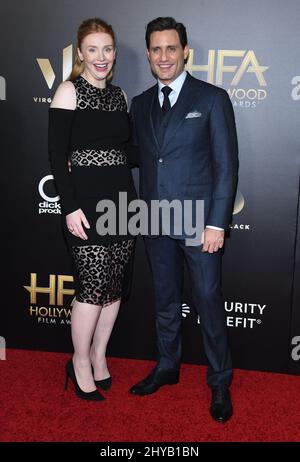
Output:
[147, 29, 189, 85]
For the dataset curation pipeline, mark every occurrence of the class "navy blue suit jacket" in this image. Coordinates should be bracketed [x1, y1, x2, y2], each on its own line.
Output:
[129, 73, 238, 237]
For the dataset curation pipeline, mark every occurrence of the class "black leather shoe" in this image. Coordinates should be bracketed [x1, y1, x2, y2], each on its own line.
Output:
[210, 385, 233, 423]
[91, 365, 112, 390]
[129, 367, 179, 396]
[65, 359, 105, 401]
[95, 376, 112, 391]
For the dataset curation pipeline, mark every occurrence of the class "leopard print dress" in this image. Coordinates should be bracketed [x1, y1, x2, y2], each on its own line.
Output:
[65, 75, 136, 306]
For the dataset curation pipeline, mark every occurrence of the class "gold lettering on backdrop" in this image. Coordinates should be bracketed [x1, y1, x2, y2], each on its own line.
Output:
[57, 275, 74, 306]
[186, 49, 215, 83]
[186, 49, 268, 86]
[230, 50, 268, 86]
[216, 50, 245, 85]
[29, 306, 72, 318]
[36, 59, 55, 89]
[62, 45, 73, 82]
[24, 273, 75, 305]
[24, 273, 56, 305]
[37, 45, 73, 89]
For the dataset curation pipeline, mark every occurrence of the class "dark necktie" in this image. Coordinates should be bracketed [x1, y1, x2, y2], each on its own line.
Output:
[161, 86, 172, 113]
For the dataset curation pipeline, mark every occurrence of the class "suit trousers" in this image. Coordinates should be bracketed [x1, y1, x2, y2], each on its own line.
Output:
[144, 235, 233, 387]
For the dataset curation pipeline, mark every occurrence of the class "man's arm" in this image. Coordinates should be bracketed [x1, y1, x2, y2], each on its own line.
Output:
[201, 89, 238, 253]
[207, 88, 239, 230]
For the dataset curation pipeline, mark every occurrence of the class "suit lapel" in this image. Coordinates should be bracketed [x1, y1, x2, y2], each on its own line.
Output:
[161, 73, 198, 152]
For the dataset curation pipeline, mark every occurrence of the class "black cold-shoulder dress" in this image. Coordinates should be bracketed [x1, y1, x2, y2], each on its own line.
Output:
[48, 76, 136, 306]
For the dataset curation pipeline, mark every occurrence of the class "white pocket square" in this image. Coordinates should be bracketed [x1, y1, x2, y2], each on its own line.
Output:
[185, 111, 202, 119]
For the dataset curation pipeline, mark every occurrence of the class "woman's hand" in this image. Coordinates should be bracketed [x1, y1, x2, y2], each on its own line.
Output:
[66, 209, 90, 240]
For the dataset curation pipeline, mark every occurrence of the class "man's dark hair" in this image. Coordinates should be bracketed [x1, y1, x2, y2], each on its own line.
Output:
[145, 17, 188, 50]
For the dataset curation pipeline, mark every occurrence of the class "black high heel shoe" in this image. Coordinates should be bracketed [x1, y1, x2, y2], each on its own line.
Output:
[94, 376, 112, 391]
[64, 359, 105, 401]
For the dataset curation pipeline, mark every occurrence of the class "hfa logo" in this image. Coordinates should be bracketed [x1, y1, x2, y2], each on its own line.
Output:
[186, 50, 269, 107]
[24, 273, 74, 306]
[36, 45, 73, 89]
[23, 273, 74, 325]
[186, 49, 268, 86]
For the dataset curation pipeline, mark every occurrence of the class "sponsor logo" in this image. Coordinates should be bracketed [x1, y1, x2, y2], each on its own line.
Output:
[230, 191, 250, 231]
[34, 45, 72, 102]
[23, 273, 74, 326]
[182, 301, 267, 329]
[37, 45, 73, 89]
[38, 175, 61, 214]
[186, 49, 268, 108]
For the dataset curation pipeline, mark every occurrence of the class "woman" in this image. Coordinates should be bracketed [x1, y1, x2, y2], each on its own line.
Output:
[48, 18, 136, 401]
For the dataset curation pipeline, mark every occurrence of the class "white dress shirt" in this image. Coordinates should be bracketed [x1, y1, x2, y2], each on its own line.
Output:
[157, 71, 223, 232]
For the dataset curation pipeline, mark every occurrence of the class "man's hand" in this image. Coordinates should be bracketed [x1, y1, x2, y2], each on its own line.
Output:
[201, 228, 224, 253]
[66, 209, 90, 240]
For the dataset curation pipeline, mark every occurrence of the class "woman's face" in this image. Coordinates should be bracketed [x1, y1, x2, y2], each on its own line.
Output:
[78, 32, 115, 87]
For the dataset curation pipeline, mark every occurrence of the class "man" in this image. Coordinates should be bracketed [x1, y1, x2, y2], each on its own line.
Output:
[128, 17, 238, 423]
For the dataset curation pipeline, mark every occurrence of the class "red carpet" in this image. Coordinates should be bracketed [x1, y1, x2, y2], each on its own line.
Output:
[1, 349, 300, 442]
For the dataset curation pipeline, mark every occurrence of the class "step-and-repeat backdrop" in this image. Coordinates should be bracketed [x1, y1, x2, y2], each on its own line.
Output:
[1, 0, 299, 374]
